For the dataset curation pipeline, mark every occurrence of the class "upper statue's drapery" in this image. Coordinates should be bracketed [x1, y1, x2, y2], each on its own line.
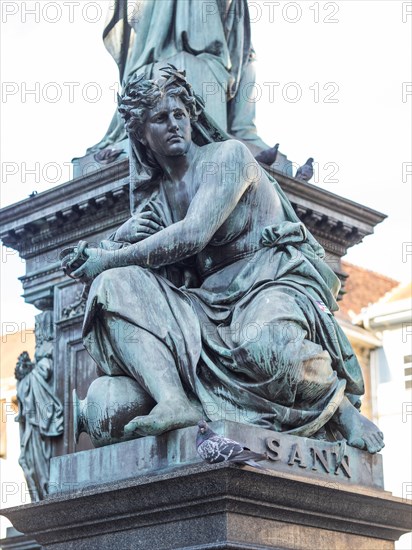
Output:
[89, 0, 268, 151]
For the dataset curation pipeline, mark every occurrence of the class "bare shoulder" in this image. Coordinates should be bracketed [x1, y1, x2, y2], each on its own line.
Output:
[200, 139, 255, 162]
[195, 140, 263, 192]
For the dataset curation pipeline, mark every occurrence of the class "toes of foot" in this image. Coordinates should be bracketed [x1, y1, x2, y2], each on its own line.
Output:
[372, 433, 383, 445]
[348, 436, 366, 450]
[124, 417, 144, 434]
[124, 424, 136, 435]
[365, 435, 385, 454]
[373, 435, 385, 451]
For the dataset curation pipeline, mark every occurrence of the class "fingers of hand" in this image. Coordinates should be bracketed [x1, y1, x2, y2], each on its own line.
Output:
[139, 210, 163, 226]
[72, 265, 86, 279]
[61, 253, 75, 269]
[136, 219, 162, 233]
[77, 240, 89, 256]
[148, 201, 164, 220]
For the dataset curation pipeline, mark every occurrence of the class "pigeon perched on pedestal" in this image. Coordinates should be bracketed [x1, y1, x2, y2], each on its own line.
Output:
[196, 420, 268, 469]
[255, 143, 279, 166]
[295, 158, 314, 181]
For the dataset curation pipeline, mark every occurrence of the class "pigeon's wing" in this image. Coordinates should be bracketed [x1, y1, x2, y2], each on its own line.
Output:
[227, 449, 267, 463]
[197, 436, 244, 464]
[255, 151, 268, 164]
[197, 439, 222, 462]
[295, 167, 302, 178]
[212, 436, 245, 460]
[300, 166, 313, 180]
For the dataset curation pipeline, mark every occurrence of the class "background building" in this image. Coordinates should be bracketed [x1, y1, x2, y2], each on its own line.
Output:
[338, 266, 412, 550]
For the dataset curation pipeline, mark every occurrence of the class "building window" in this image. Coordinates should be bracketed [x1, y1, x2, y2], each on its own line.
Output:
[405, 355, 412, 390]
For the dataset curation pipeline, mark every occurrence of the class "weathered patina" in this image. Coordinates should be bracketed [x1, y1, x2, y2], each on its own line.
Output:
[61, 68, 384, 454]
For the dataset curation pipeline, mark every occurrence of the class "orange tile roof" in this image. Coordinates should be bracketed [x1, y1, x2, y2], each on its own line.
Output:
[337, 262, 400, 321]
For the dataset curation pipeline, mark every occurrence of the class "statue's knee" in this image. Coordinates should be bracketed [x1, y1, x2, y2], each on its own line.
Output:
[92, 266, 147, 295]
[93, 267, 122, 288]
[302, 350, 334, 382]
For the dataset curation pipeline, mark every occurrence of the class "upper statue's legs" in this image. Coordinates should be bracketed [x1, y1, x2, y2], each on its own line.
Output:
[227, 52, 270, 152]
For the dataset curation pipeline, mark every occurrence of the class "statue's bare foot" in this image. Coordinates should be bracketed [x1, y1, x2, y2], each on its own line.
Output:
[123, 400, 199, 437]
[332, 396, 384, 454]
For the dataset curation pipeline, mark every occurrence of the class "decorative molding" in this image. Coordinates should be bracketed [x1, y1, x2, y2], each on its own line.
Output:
[0, 159, 129, 230]
[2, 185, 129, 259]
[1, 160, 386, 261]
[61, 289, 87, 320]
[290, 201, 366, 256]
[20, 264, 61, 284]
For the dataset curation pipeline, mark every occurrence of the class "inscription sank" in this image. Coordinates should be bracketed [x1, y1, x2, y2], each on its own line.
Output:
[265, 436, 351, 478]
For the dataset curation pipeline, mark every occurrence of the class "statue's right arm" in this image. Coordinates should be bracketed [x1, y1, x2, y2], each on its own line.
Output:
[110, 141, 258, 268]
[72, 141, 260, 279]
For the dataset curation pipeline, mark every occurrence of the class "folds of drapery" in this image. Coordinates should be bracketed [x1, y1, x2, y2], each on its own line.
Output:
[83, 214, 364, 438]
[103, 0, 251, 96]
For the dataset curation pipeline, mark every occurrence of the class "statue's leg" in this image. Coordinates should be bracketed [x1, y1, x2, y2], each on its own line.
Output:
[231, 286, 384, 452]
[227, 51, 269, 151]
[18, 454, 40, 502]
[102, 314, 201, 436]
[230, 288, 338, 397]
[82, 267, 202, 436]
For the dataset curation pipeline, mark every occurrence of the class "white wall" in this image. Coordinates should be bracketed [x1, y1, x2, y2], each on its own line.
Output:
[374, 328, 412, 550]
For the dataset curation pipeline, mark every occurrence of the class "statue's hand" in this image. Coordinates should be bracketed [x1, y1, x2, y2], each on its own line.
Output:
[71, 247, 113, 282]
[60, 241, 89, 279]
[115, 210, 164, 243]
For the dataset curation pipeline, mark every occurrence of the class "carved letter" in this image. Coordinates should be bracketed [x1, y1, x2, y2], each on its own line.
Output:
[310, 447, 330, 473]
[333, 453, 351, 478]
[266, 436, 281, 461]
[288, 442, 307, 468]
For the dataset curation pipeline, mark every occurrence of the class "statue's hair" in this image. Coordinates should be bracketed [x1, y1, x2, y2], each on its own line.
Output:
[118, 66, 199, 140]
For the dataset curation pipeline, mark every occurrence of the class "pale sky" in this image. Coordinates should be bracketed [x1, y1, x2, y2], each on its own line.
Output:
[1, 0, 411, 332]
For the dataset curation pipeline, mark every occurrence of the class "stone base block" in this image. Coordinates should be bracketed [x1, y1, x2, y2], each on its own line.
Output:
[48, 421, 384, 494]
[1, 424, 411, 549]
[1, 462, 411, 549]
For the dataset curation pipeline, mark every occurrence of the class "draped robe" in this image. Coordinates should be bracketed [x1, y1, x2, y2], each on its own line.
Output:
[82, 115, 364, 437]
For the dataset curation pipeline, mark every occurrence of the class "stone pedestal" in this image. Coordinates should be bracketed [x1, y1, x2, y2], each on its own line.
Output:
[1, 424, 411, 549]
[0, 527, 40, 550]
[1, 464, 411, 550]
[0, 160, 387, 459]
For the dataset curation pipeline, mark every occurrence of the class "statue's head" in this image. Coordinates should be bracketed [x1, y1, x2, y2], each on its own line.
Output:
[118, 65, 225, 214]
[118, 66, 199, 145]
[15, 351, 34, 381]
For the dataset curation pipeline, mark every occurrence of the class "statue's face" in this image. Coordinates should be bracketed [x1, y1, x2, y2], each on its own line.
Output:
[141, 95, 192, 157]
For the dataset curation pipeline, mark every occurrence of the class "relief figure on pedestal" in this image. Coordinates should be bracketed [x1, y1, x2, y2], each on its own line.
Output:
[14, 312, 64, 501]
[62, 67, 384, 454]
